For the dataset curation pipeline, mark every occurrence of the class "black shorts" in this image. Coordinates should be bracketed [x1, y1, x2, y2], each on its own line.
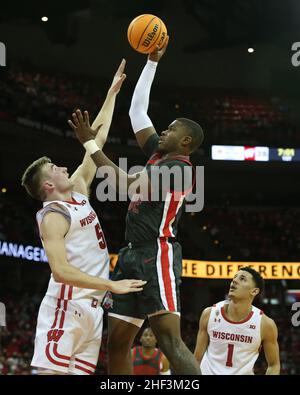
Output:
[108, 239, 182, 320]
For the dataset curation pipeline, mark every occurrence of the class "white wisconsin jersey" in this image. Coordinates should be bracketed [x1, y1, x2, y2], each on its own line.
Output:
[200, 300, 263, 375]
[36, 191, 109, 302]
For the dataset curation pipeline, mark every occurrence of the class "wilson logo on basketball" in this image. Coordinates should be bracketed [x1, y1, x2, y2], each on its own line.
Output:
[47, 329, 64, 343]
[157, 32, 166, 47]
[142, 24, 159, 47]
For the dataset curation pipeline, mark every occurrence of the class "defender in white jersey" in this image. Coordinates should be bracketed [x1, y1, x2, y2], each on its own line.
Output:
[21, 60, 146, 375]
[194, 267, 280, 375]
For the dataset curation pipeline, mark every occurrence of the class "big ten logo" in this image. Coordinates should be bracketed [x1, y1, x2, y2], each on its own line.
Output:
[0, 43, 6, 67]
[291, 42, 300, 67]
[0, 302, 6, 327]
[291, 302, 300, 327]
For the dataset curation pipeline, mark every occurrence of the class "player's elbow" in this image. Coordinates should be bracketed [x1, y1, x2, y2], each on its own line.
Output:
[53, 271, 64, 283]
[268, 360, 280, 374]
[129, 100, 143, 120]
[129, 104, 137, 121]
[52, 267, 67, 283]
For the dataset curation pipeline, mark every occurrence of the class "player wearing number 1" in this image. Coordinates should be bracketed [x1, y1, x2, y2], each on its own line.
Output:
[194, 267, 280, 375]
[21, 60, 146, 375]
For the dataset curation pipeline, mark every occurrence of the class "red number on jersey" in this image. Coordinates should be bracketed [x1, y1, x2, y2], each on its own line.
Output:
[95, 223, 107, 249]
[226, 344, 234, 367]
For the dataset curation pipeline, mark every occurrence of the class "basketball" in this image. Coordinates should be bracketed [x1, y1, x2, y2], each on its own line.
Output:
[127, 14, 168, 54]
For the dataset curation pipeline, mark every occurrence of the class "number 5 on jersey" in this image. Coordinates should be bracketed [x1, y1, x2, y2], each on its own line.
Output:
[95, 223, 107, 249]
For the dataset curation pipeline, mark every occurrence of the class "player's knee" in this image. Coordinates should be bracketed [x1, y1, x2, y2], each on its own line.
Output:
[157, 333, 182, 353]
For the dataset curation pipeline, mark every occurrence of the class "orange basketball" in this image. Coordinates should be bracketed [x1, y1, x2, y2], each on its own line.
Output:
[127, 14, 168, 54]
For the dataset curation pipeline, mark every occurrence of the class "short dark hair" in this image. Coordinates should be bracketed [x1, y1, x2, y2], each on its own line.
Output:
[177, 117, 204, 150]
[21, 156, 51, 201]
[240, 266, 265, 296]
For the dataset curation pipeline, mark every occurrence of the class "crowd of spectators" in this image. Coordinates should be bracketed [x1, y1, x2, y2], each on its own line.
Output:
[1, 62, 300, 148]
[192, 206, 300, 262]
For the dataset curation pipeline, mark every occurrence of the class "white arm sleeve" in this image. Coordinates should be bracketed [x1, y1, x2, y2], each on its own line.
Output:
[129, 60, 158, 134]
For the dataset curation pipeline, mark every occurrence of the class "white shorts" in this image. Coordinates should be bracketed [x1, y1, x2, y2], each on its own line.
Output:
[31, 295, 103, 375]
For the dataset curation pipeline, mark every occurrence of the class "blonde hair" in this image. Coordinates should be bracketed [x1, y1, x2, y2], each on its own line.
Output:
[21, 156, 52, 200]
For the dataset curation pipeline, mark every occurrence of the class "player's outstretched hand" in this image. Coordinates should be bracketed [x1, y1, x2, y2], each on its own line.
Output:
[148, 35, 169, 63]
[109, 58, 127, 95]
[110, 279, 147, 294]
[68, 109, 101, 144]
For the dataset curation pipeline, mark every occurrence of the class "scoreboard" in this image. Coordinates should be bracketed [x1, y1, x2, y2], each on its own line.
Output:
[211, 145, 300, 162]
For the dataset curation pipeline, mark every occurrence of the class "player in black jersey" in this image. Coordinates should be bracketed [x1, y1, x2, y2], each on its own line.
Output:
[69, 40, 204, 375]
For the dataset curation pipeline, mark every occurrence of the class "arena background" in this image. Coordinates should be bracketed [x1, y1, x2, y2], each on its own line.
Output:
[0, 0, 300, 375]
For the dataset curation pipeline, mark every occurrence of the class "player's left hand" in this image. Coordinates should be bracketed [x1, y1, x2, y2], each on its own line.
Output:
[108, 58, 127, 95]
[68, 109, 101, 144]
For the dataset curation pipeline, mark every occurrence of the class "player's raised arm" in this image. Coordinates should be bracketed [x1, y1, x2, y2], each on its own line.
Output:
[194, 307, 211, 366]
[261, 315, 280, 375]
[129, 37, 169, 156]
[70, 59, 126, 196]
[69, 110, 149, 193]
[40, 210, 146, 294]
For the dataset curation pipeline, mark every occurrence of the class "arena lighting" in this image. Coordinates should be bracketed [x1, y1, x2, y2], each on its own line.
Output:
[1, 188, 6, 193]
[248, 47, 255, 53]
[1, 241, 300, 280]
[41, 16, 48, 22]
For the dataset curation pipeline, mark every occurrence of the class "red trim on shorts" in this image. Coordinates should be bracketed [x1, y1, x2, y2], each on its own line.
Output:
[51, 298, 61, 329]
[221, 306, 254, 324]
[68, 286, 73, 300]
[45, 343, 69, 368]
[75, 358, 96, 370]
[74, 364, 94, 375]
[46, 291, 70, 369]
[51, 308, 60, 329]
[260, 310, 264, 315]
[59, 300, 68, 328]
[60, 284, 66, 299]
[59, 310, 66, 329]
[160, 239, 175, 311]
[52, 343, 70, 361]
[162, 193, 181, 237]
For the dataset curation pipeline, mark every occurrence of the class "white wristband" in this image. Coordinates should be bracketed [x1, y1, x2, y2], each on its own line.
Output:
[83, 140, 100, 155]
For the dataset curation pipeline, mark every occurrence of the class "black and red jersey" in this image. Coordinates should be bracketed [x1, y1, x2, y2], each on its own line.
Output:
[125, 134, 195, 244]
[132, 346, 163, 375]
